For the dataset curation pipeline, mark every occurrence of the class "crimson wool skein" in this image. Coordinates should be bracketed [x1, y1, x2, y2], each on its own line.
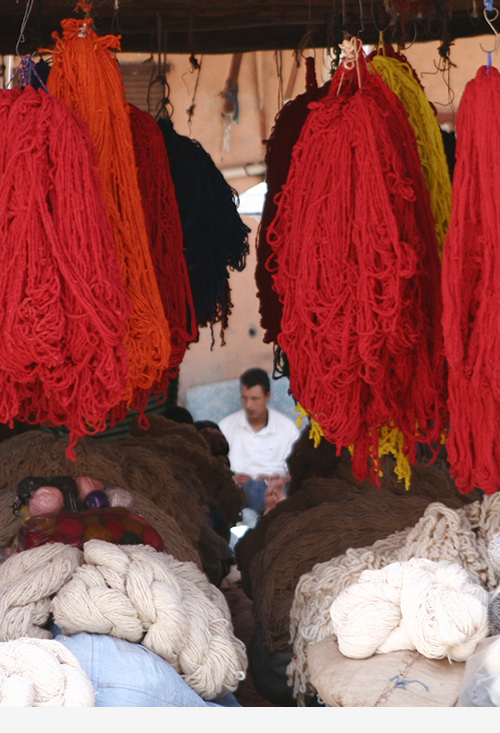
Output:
[442, 66, 500, 494]
[0, 86, 131, 457]
[267, 57, 447, 483]
[255, 57, 328, 345]
[128, 105, 198, 409]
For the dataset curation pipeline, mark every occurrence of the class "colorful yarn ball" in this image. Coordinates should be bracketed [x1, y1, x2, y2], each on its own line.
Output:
[29, 487, 65, 517]
[76, 476, 105, 501]
[84, 490, 110, 510]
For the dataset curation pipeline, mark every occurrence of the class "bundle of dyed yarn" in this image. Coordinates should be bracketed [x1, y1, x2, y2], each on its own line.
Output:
[47, 15, 172, 410]
[330, 558, 488, 661]
[442, 65, 500, 494]
[0, 637, 94, 707]
[129, 104, 197, 401]
[255, 56, 329, 346]
[16, 507, 164, 553]
[157, 117, 250, 336]
[0, 85, 131, 458]
[266, 42, 447, 485]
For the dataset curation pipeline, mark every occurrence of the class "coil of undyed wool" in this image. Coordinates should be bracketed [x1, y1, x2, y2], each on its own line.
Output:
[0, 637, 94, 706]
[52, 540, 247, 699]
[0, 543, 82, 641]
[330, 558, 488, 662]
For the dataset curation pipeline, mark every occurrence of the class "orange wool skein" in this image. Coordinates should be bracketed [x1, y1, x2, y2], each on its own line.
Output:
[47, 18, 171, 407]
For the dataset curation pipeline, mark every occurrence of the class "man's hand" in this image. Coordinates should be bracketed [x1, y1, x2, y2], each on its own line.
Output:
[233, 473, 252, 486]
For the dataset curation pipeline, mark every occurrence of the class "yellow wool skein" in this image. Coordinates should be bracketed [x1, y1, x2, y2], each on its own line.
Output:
[296, 403, 412, 489]
[369, 54, 451, 258]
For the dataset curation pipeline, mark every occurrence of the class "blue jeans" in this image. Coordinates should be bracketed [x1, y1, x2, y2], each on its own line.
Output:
[243, 479, 268, 514]
[53, 629, 242, 707]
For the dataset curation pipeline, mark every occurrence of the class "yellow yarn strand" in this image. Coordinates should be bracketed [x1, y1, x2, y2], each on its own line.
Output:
[295, 404, 324, 448]
[369, 54, 451, 258]
[376, 423, 412, 490]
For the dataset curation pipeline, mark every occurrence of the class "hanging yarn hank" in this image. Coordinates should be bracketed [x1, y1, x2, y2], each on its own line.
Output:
[442, 64, 500, 494]
[0, 85, 131, 459]
[157, 117, 250, 339]
[255, 57, 329, 346]
[46, 15, 172, 410]
[368, 48, 452, 256]
[267, 43, 447, 485]
[127, 104, 198, 409]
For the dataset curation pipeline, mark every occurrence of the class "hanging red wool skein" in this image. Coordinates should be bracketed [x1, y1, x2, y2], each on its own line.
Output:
[46, 9, 172, 414]
[255, 56, 329, 347]
[127, 104, 198, 413]
[0, 85, 131, 458]
[442, 64, 500, 494]
[267, 41, 447, 484]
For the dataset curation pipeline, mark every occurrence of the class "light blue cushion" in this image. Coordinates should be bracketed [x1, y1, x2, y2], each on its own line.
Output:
[53, 630, 241, 707]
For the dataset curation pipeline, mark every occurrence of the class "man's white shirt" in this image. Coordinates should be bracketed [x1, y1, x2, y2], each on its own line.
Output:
[219, 407, 300, 478]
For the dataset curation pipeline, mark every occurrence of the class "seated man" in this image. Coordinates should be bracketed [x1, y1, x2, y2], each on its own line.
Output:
[219, 368, 300, 515]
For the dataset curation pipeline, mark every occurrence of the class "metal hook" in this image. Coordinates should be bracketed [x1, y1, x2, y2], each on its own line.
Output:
[480, 7, 500, 53]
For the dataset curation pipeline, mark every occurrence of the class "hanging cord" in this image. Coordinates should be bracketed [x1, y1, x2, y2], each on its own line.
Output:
[15, 0, 36, 57]
[479, 0, 500, 67]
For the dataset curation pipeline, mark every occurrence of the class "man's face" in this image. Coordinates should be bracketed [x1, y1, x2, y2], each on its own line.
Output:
[241, 384, 270, 423]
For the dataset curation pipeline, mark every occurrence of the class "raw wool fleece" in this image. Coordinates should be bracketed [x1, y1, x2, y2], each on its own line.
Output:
[236, 461, 478, 650]
[288, 494, 500, 703]
[330, 558, 489, 661]
[0, 637, 94, 707]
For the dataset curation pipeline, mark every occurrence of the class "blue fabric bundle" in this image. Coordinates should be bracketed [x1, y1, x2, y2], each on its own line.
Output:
[158, 118, 250, 338]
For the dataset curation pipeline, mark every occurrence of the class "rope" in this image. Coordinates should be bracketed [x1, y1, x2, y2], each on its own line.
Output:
[0, 637, 94, 707]
[46, 19, 172, 408]
[288, 493, 500, 703]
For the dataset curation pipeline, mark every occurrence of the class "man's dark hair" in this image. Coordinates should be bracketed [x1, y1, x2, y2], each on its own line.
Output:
[240, 368, 270, 394]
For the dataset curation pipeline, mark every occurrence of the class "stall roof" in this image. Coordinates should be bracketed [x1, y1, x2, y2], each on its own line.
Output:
[1, 0, 496, 57]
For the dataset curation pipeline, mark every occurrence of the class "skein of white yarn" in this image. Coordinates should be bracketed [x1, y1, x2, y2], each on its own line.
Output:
[0, 543, 82, 641]
[0, 638, 94, 707]
[52, 540, 247, 699]
[330, 558, 489, 661]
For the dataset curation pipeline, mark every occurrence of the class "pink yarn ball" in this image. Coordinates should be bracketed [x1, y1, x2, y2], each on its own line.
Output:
[75, 476, 104, 501]
[29, 486, 65, 516]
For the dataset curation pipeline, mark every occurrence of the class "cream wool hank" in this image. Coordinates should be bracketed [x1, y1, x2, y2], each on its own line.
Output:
[0, 637, 94, 707]
[288, 494, 500, 703]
